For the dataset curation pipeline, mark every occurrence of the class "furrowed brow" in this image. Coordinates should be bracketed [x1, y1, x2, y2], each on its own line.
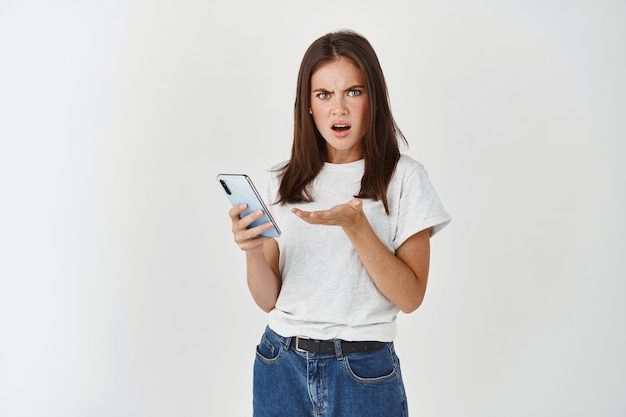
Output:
[343, 84, 365, 92]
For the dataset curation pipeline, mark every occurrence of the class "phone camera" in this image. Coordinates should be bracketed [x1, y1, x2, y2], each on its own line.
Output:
[220, 179, 232, 195]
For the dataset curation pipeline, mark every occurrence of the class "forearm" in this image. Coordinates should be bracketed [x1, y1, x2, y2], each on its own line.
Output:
[343, 220, 428, 313]
[246, 248, 281, 313]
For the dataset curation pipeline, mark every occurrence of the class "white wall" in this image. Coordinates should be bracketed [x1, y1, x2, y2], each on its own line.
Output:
[1, 1, 624, 416]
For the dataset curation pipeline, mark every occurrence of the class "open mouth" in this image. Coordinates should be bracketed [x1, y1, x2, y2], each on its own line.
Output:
[331, 124, 351, 131]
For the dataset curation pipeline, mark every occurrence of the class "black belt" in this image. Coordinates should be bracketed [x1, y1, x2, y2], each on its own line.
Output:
[292, 336, 386, 355]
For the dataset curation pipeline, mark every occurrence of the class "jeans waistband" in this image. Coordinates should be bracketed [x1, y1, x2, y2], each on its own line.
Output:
[265, 326, 388, 357]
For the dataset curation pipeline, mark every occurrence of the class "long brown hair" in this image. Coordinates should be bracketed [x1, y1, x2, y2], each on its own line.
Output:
[276, 29, 407, 214]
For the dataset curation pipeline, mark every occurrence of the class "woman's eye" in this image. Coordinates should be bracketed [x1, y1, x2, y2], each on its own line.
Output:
[348, 89, 362, 97]
[317, 92, 330, 100]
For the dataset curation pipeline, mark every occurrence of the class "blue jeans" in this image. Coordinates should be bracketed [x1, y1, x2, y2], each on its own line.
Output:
[253, 326, 408, 417]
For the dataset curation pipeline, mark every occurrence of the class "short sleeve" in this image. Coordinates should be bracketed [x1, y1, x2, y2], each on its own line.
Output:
[393, 160, 451, 250]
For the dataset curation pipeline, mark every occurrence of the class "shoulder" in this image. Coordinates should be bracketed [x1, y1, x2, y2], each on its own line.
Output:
[269, 160, 289, 172]
[262, 160, 289, 191]
[394, 154, 427, 179]
[397, 153, 422, 169]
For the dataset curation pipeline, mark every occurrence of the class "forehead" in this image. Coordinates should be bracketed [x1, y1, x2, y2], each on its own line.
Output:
[311, 56, 363, 87]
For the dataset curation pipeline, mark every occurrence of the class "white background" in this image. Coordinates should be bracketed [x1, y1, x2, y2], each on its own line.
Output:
[1, 1, 625, 416]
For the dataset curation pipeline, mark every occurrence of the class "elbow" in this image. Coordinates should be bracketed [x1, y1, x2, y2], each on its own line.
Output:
[400, 295, 425, 314]
[401, 305, 417, 314]
[256, 300, 276, 313]
[400, 303, 419, 314]
[260, 305, 275, 313]
[400, 274, 428, 313]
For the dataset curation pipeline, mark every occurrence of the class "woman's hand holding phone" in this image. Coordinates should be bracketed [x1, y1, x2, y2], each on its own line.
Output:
[218, 173, 281, 253]
[228, 203, 276, 252]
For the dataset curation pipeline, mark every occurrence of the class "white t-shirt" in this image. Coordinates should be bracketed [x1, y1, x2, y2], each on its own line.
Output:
[260, 154, 451, 342]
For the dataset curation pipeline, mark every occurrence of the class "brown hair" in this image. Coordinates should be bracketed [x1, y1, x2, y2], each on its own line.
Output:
[276, 29, 407, 214]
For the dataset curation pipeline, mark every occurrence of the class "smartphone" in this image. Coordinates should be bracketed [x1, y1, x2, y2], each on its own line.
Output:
[217, 174, 281, 237]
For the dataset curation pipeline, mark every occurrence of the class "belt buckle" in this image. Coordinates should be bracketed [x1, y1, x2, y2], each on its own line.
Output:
[295, 336, 310, 353]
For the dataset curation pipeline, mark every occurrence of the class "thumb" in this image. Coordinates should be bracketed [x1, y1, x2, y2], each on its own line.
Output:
[347, 198, 362, 209]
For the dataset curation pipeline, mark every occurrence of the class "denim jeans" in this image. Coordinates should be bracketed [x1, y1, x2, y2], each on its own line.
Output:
[253, 326, 408, 417]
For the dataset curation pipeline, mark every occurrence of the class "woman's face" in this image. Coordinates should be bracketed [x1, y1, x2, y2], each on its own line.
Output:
[310, 56, 368, 164]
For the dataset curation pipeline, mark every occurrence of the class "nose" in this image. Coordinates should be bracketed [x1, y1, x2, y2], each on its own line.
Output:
[331, 95, 348, 116]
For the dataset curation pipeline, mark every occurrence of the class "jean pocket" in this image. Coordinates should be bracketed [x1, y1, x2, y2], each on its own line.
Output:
[255, 332, 283, 365]
[343, 344, 398, 385]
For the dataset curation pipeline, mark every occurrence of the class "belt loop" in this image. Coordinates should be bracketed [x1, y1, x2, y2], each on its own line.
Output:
[284, 336, 293, 350]
[334, 339, 344, 360]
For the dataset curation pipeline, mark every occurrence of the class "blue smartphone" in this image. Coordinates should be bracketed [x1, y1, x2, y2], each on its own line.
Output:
[217, 173, 281, 237]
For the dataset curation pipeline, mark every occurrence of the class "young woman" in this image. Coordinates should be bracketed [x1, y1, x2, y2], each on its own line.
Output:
[228, 29, 451, 416]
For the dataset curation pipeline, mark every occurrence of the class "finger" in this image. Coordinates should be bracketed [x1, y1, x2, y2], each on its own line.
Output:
[232, 210, 267, 234]
[293, 207, 327, 217]
[292, 208, 315, 220]
[249, 221, 276, 237]
[234, 223, 274, 246]
[228, 203, 248, 220]
[293, 209, 329, 225]
[291, 208, 305, 218]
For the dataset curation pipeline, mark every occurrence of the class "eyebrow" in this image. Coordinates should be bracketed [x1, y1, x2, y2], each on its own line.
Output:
[312, 84, 366, 93]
